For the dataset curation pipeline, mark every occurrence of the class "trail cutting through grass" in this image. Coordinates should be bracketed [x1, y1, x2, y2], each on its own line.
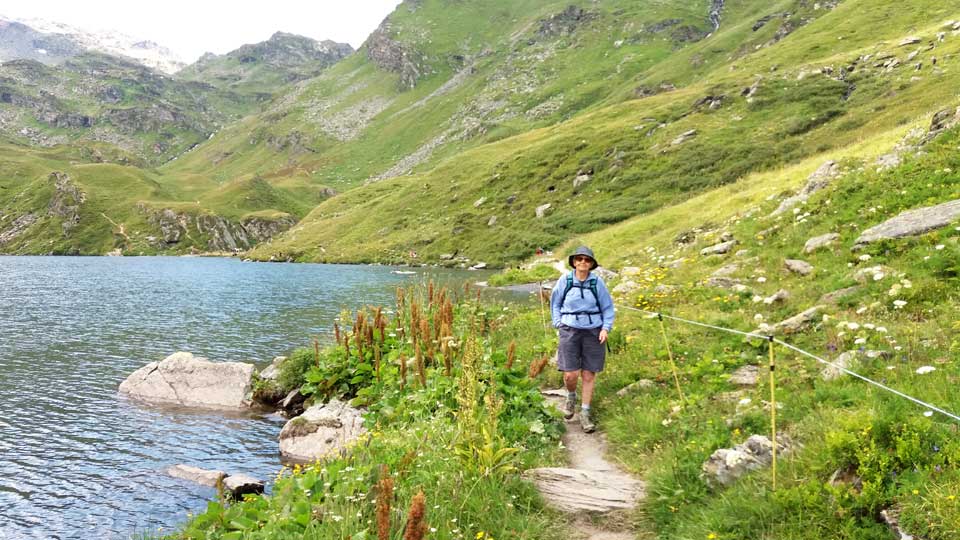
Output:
[528, 389, 645, 540]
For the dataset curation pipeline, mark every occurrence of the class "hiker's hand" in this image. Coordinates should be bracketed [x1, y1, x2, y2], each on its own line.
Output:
[598, 329, 608, 343]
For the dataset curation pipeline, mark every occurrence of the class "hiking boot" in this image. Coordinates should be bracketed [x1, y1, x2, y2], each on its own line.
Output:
[562, 394, 576, 420]
[580, 408, 596, 433]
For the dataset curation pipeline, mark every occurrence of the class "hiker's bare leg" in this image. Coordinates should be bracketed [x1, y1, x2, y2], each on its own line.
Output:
[564, 370, 579, 392]
[581, 370, 596, 407]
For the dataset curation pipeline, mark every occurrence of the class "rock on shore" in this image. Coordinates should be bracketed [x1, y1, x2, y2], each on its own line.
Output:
[119, 352, 255, 410]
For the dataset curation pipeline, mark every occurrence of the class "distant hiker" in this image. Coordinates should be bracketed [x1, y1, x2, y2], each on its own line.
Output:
[550, 246, 615, 433]
[535, 247, 544, 256]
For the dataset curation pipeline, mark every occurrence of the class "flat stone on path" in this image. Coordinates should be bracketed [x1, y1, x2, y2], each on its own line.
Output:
[853, 199, 960, 248]
[524, 468, 642, 512]
[529, 389, 645, 515]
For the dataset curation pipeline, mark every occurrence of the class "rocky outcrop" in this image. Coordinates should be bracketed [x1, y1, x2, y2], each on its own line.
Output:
[709, 0, 725, 32]
[0, 213, 38, 245]
[803, 233, 839, 254]
[784, 259, 813, 276]
[278, 399, 367, 462]
[700, 239, 737, 256]
[729, 365, 759, 386]
[46, 172, 85, 235]
[537, 6, 597, 37]
[241, 216, 298, 244]
[119, 352, 255, 410]
[821, 351, 859, 381]
[702, 435, 788, 488]
[770, 161, 841, 217]
[140, 205, 296, 252]
[364, 22, 424, 90]
[819, 286, 861, 304]
[853, 199, 960, 248]
[755, 306, 823, 336]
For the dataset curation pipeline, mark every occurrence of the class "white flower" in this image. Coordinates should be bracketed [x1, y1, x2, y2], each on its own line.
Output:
[873, 272, 885, 281]
[837, 331, 847, 337]
[864, 323, 876, 330]
[876, 326, 888, 333]
[738, 398, 752, 406]
[752, 295, 763, 302]
[856, 306, 868, 314]
[793, 207, 801, 214]
[757, 276, 767, 283]
[923, 411, 934, 417]
[847, 322, 860, 330]
[924, 256, 931, 261]
[901, 279, 912, 288]
[822, 314, 830, 322]
[916, 366, 936, 374]
[662, 418, 673, 426]
[754, 313, 764, 321]
[893, 300, 907, 308]
[858, 254, 872, 261]
[894, 346, 903, 351]
[887, 366, 896, 370]
[854, 338, 867, 345]
[935, 244, 945, 250]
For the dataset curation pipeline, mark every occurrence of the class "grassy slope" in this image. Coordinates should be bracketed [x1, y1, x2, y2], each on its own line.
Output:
[252, 0, 960, 266]
[164, 0, 730, 190]
[573, 119, 960, 539]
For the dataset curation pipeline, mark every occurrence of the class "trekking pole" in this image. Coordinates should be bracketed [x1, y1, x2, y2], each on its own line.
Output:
[656, 313, 686, 406]
[768, 335, 778, 492]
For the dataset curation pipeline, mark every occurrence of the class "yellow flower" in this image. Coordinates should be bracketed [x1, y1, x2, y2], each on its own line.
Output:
[707, 534, 718, 539]
[948, 495, 956, 501]
[912, 489, 920, 495]
[476, 532, 485, 539]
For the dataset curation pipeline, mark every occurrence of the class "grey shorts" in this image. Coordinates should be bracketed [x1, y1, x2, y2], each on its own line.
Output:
[557, 325, 606, 372]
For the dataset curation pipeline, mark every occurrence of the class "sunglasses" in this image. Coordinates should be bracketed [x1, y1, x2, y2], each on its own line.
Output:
[573, 256, 593, 263]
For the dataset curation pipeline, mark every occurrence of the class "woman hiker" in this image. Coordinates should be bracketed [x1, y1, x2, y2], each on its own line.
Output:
[550, 246, 615, 433]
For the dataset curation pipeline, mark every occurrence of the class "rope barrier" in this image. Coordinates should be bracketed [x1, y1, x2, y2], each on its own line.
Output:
[615, 303, 960, 424]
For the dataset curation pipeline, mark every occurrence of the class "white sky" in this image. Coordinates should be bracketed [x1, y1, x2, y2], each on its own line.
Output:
[1, 0, 403, 61]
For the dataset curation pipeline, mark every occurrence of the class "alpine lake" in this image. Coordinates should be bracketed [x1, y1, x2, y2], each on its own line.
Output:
[0, 256, 517, 540]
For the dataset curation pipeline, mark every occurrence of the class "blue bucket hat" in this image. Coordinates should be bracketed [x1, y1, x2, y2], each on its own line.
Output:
[568, 246, 598, 270]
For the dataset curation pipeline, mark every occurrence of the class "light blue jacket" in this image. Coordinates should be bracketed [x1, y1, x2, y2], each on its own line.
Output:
[550, 271, 615, 331]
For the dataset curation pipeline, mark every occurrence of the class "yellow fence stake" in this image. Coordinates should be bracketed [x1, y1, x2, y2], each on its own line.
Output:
[537, 281, 549, 340]
[657, 313, 686, 406]
[768, 335, 778, 492]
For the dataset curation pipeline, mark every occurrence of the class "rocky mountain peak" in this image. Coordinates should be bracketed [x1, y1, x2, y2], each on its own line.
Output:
[0, 14, 186, 73]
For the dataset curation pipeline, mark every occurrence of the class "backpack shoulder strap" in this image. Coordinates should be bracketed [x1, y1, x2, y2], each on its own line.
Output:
[560, 271, 574, 305]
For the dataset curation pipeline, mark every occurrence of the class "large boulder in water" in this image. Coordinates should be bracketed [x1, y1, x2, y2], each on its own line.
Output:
[119, 352, 255, 410]
[279, 399, 367, 462]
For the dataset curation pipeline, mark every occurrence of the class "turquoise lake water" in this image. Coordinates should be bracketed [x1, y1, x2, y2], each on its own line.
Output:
[0, 256, 496, 539]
